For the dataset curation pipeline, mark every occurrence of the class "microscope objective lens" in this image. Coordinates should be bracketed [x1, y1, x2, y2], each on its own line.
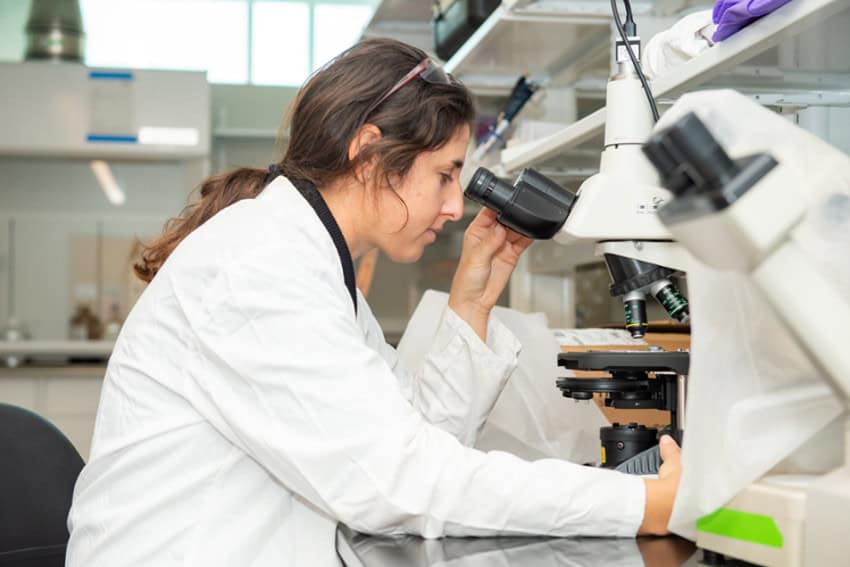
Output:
[655, 285, 689, 322]
[624, 299, 648, 338]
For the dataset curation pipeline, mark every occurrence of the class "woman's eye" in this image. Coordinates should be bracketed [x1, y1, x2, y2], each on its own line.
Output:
[440, 173, 452, 186]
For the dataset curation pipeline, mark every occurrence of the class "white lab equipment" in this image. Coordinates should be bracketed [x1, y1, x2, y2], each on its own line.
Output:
[642, 89, 850, 567]
[642, 10, 716, 80]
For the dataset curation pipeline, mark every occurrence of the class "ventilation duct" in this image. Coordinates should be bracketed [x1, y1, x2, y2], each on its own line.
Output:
[25, 0, 85, 62]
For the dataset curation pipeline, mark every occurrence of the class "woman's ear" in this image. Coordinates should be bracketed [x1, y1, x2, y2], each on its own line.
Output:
[349, 124, 382, 185]
[349, 124, 381, 161]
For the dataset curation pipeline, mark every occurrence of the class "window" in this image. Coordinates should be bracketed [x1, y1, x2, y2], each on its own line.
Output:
[82, 0, 249, 83]
[251, 2, 310, 85]
[312, 4, 374, 72]
[81, 0, 378, 86]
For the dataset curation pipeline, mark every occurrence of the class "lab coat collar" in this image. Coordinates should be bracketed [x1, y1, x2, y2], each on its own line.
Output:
[263, 174, 357, 314]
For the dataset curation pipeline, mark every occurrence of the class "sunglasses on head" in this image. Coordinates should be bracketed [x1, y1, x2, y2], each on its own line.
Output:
[362, 58, 455, 120]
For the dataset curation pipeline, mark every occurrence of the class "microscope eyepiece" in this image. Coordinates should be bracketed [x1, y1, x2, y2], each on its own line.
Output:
[466, 168, 514, 210]
[465, 167, 577, 239]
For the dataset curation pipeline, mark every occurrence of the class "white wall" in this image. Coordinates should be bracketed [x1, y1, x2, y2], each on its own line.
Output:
[788, 10, 850, 154]
[0, 157, 188, 339]
[0, 0, 29, 62]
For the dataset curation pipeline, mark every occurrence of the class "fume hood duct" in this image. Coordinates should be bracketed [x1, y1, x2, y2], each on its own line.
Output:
[25, 0, 85, 62]
[0, 63, 210, 160]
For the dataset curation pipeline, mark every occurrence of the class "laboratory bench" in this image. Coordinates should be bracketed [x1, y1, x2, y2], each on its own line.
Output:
[0, 528, 758, 567]
[336, 525, 760, 567]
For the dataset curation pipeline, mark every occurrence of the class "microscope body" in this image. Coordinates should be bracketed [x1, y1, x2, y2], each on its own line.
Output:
[544, 61, 693, 473]
[554, 67, 673, 248]
[466, 37, 692, 336]
[554, 55, 693, 337]
[463, 35, 694, 476]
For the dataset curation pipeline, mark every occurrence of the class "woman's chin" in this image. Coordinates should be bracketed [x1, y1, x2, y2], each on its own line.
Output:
[386, 245, 425, 264]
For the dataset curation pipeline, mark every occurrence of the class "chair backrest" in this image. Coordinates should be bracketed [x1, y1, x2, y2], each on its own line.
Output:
[0, 403, 84, 554]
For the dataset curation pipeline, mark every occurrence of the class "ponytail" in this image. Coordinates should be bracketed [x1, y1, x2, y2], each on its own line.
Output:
[134, 167, 271, 282]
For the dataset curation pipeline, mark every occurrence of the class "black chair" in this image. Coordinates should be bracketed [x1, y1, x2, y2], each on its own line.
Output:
[0, 403, 85, 566]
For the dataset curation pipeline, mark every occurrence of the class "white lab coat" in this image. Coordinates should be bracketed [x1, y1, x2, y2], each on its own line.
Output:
[66, 176, 645, 567]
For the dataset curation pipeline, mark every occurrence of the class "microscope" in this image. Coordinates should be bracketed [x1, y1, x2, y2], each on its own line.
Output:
[464, 0, 847, 559]
[465, 1, 690, 473]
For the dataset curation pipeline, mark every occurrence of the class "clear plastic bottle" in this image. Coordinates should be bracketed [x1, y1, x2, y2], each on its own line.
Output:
[69, 304, 89, 341]
[104, 302, 123, 341]
[2, 316, 29, 368]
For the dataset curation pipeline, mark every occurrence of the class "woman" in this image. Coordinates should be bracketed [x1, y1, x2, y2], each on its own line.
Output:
[66, 39, 680, 566]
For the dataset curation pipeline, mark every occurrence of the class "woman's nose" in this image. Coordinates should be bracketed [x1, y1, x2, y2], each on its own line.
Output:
[444, 179, 464, 221]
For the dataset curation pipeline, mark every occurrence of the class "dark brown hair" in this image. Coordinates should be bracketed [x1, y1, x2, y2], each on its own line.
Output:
[134, 38, 475, 282]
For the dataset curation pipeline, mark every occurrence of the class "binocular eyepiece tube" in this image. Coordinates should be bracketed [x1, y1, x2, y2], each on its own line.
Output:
[464, 167, 577, 240]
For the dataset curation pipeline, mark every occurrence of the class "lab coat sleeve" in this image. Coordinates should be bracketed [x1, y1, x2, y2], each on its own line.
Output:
[358, 294, 520, 447]
[184, 250, 646, 538]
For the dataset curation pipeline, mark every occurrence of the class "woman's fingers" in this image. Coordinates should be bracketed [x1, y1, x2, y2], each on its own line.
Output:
[657, 435, 682, 485]
[509, 233, 534, 254]
[465, 210, 507, 256]
[659, 435, 681, 463]
[469, 207, 498, 229]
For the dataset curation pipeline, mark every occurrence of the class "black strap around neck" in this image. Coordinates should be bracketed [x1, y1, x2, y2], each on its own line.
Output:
[266, 168, 357, 315]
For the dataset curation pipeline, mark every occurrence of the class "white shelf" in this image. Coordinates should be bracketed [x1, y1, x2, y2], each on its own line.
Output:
[361, 0, 434, 52]
[212, 128, 281, 140]
[499, 0, 850, 173]
[365, 0, 433, 26]
[501, 106, 606, 172]
[444, 1, 623, 93]
[651, 0, 847, 96]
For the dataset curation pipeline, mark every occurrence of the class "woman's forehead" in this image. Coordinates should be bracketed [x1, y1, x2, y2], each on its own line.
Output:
[424, 127, 470, 166]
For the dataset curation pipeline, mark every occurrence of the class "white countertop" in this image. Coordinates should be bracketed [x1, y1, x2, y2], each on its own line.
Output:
[0, 340, 114, 357]
[0, 365, 107, 378]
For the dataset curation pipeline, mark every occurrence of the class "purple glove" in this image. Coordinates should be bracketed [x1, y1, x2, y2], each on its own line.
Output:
[712, 0, 794, 41]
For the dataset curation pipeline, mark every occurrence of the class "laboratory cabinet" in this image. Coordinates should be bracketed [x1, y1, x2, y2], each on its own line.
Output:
[0, 367, 104, 460]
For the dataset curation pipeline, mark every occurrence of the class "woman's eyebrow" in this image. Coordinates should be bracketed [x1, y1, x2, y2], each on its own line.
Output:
[439, 159, 464, 171]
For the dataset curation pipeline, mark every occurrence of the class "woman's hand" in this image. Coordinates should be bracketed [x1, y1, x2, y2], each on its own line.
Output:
[448, 208, 533, 340]
[639, 435, 683, 535]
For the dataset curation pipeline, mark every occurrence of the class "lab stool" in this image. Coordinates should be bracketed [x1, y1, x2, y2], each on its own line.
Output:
[0, 403, 84, 566]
